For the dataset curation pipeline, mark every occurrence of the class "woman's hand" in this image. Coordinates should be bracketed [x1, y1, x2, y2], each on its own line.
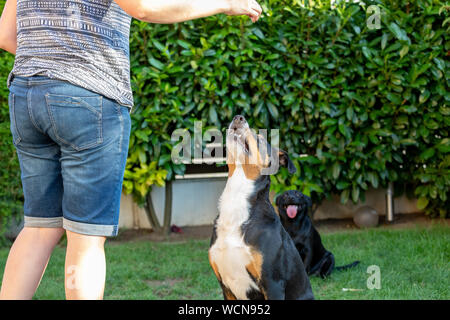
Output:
[224, 0, 262, 23]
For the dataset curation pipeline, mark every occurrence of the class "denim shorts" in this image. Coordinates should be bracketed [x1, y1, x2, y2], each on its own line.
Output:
[8, 76, 131, 237]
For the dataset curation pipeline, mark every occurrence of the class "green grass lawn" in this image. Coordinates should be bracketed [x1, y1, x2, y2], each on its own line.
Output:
[0, 224, 448, 300]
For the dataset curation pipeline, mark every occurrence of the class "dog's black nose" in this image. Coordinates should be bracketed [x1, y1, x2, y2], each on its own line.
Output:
[230, 115, 247, 130]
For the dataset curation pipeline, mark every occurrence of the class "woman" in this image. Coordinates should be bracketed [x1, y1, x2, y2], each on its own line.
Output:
[0, 0, 262, 300]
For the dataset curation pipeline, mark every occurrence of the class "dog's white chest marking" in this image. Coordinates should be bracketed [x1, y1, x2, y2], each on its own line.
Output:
[209, 167, 260, 299]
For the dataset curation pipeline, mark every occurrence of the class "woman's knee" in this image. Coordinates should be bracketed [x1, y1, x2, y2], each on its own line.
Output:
[20, 227, 64, 243]
[65, 230, 106, 248]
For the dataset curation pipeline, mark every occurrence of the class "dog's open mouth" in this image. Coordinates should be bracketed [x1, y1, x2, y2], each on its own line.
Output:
[284, 205, 298, 219]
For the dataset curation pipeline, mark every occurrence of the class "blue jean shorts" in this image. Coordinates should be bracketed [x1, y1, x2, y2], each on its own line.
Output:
[8, 76, 131, 237]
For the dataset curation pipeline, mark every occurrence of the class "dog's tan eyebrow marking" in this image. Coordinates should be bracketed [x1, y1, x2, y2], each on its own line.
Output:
[240, 132, 267, 180]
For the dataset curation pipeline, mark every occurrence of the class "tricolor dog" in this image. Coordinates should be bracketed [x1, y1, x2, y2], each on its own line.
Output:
[208, 115, 314, 300]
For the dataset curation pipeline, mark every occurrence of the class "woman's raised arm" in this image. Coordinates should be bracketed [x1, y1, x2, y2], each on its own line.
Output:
[113, 0, 262, 24]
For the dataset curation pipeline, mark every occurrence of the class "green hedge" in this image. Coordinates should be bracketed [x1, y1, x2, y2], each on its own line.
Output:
[0, 0, 448, 233]
[126, 0, 449, 217]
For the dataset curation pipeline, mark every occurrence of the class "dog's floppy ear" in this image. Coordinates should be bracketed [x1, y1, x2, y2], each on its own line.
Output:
[278, 149, 296, 174]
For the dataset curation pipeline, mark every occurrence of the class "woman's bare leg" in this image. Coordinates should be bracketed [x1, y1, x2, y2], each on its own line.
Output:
[0, 227, 64, 300]
[64, 230, 106, 300]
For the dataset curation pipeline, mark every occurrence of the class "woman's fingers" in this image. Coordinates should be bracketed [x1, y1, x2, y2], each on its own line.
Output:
[248, 10, 260, 22]
[248, 0, 262, 22]
[251, 1, 262, 15]
[225, 0, 262, 22]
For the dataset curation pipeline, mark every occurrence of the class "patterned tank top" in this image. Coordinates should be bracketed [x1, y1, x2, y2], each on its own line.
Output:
[8, 0, 133, 107]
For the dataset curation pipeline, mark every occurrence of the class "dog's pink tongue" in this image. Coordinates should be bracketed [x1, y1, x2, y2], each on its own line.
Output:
[286, 205, 298, 219]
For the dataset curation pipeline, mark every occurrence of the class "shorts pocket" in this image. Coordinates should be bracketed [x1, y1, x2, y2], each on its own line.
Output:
[8, 93, 22, 146]
[45, 93, 103, 151]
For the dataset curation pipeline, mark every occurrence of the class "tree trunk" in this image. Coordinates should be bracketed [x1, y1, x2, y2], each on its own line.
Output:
[162, 180, 173, 236]
[145, 192, 162, 232]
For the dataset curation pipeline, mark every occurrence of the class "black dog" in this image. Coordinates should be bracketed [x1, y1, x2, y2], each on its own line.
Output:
[276, 190, 359, 278]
